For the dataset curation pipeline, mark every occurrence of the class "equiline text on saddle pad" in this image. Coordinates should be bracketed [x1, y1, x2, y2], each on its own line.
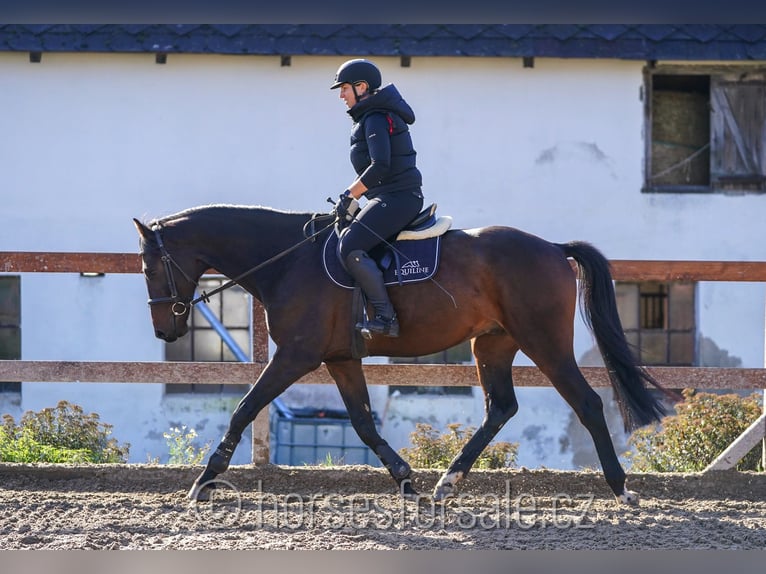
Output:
[322, 216, 452, 289]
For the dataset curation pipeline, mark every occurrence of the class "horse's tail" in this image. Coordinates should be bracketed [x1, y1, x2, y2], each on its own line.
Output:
[559, 240, 671, 431]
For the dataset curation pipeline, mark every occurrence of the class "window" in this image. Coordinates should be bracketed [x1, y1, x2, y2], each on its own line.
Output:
[644, 66, 766, 193]
[615, 281, 696, 366]
[0, 277, 21, 393]
[165, 277, 251, 394]
[389, 340, 473, 395]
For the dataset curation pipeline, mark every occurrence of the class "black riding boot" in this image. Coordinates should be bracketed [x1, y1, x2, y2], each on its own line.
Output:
[345, 250, 399, 338]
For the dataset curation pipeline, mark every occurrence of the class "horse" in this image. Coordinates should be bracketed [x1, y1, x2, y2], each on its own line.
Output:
[133, 203, 671, 506]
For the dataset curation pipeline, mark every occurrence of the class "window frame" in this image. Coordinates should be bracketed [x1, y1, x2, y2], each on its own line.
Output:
[615, 280, 697, 367]
[643, 64, 766, 195]
[165, 276, 252, 394]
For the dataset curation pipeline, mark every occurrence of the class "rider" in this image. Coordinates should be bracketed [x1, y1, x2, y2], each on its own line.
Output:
[331, 58, 424, 338]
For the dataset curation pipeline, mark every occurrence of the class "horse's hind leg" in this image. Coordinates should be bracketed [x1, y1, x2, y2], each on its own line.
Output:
[535, 356, 636, 505]
[325, 360, 417, 499]
[433, 333, 520, 502]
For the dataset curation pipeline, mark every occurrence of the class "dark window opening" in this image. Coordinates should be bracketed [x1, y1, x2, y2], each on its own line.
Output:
[648, 74, 711, 189]
[0, 277, 21, 394]
[645, 66, 766, 194]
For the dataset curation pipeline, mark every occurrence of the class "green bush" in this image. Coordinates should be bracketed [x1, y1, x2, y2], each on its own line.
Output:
[163, 425, 210, 465]
[399, 422, 518, 470]
[627, 388, 763, 472]
[0, 400, 130, 463]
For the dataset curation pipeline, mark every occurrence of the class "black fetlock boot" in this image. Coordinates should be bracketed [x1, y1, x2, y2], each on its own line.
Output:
[208, 433, 239, 473]
[345, 250, 400, 339]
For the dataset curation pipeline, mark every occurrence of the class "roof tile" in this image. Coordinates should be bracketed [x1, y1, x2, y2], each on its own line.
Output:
[586, 25, 631, 41]
[634, 25, 680, 42]
[209, 25, 246, 38]
[677, 24, 724, 43]
[166, 24, 203, 37]
[395, 24, 441, 39]
[101, 29, 145, 52]
[493, 25, 538, 40]
[540, 24, 582, 41]
[727, 25, 766, 43]
[447, 25, 491, 41]
[300, 24, 351, 39]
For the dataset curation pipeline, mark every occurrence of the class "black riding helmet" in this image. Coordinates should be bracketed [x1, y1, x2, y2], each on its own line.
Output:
[330, 59, 382, 98]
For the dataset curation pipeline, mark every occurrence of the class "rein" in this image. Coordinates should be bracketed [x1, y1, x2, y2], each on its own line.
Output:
[148, 213, 338, 315]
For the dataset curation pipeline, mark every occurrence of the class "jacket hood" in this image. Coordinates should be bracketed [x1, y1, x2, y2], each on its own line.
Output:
[347, 84, 415, 124]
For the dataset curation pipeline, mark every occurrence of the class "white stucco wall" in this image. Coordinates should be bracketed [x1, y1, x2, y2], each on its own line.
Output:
[2, 52, 764, 467]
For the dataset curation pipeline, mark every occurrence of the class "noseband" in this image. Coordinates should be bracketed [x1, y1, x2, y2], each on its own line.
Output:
[146, 224, 198, 316]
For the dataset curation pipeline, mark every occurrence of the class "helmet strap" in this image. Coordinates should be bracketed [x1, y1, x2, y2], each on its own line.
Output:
[352, 82, 367, 104]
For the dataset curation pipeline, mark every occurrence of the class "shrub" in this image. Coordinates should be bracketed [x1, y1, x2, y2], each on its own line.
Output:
[399, 422, 518, 470]
[0, 400, 130, 463]
[163, 425, 210, 465]
[627, 389, 763, 472]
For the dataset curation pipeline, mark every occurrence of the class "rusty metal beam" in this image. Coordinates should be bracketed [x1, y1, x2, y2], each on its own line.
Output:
[4, 360, 762, 390]
[609, 260, 766, 282]
[0, 360, 262, 384]
[3, 251, 766, 281]
[0, 252, 141, 274]
[294, 364, 766, 390]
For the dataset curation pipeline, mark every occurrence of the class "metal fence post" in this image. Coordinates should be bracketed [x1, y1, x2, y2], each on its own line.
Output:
[251, 299, 270, 465]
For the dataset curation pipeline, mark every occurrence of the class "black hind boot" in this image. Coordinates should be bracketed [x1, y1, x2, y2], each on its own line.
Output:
[345, 250, 400, 338]
[208, 433, 240, 473]
[188, 433, 239, 501]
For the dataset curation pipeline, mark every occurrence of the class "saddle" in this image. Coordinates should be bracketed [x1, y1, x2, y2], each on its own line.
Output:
[322, 203, 452, 359]
[396, 203, 447, 238]
[322, 203, 452, 289]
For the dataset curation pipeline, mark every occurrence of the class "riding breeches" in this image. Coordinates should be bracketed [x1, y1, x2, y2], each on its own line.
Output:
[337, 190, 423, 265]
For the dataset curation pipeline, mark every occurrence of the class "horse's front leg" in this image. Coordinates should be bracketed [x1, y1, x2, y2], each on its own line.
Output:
[325, 360, 418, 500]
[188, 348, 321, 501]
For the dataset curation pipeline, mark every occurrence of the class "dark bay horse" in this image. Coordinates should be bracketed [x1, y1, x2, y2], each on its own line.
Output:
[133, 204, 670, 506]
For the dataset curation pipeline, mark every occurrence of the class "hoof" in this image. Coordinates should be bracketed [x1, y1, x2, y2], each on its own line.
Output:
[617, 489, 640, 506]
[187, 478, 217, 501]
[432, 470, 463, 502]
[399, 478, 420, 501]
[432, 482, 456, 503]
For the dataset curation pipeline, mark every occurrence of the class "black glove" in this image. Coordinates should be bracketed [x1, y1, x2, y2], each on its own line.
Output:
[335, 190, 354, 219]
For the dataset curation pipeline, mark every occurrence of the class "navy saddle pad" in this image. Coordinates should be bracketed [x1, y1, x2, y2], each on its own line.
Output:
[322, 232, 442, 289]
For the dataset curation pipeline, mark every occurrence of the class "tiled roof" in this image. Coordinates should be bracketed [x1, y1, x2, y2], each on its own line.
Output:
[1, 24, 766, 60]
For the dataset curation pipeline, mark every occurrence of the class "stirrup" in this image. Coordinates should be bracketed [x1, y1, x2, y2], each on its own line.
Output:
[356, 314, 399, 339]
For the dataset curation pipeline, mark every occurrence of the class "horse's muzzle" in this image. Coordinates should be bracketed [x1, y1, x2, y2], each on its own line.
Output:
[154, 322, 188, 342]
[155, 328, 178, 342]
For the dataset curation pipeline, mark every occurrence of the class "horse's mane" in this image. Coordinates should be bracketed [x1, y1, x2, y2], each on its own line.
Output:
[148, 203, 323, 227]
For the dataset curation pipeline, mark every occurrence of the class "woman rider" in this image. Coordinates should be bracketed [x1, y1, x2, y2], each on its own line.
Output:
[331, 58, 424, 338]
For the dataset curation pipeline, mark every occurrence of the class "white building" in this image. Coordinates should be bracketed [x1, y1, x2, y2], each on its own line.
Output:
[1, 25, 764, 468]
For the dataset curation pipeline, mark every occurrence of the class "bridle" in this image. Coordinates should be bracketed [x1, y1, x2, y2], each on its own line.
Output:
[146, 224, 198, 317]
[145, 213, 339, 318]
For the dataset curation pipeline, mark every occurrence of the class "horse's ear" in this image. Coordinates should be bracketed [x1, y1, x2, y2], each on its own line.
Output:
[133, 218, 152, 240]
